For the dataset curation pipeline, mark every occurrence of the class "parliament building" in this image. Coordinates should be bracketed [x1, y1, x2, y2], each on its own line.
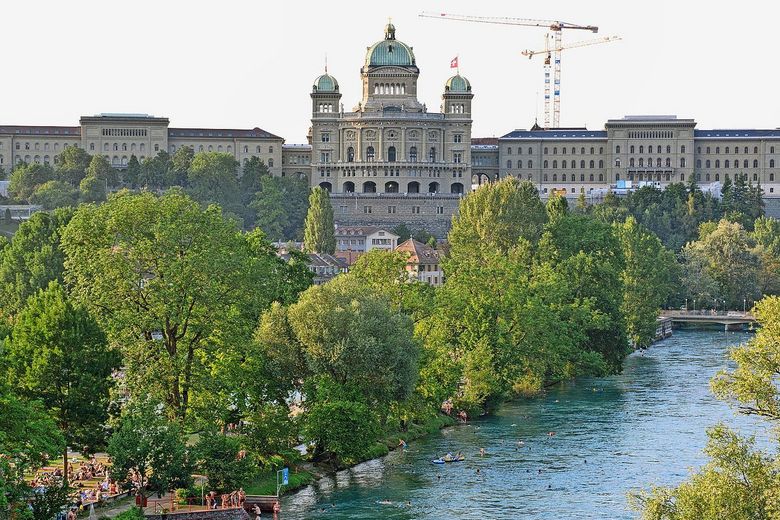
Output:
[3, 23, 780, 235]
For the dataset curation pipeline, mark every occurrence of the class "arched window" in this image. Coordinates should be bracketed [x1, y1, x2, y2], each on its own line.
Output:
[715, 160, 720, 168]
[744, 147, 749, 154]
[366, 146, 375, 161]
[343, 181, 355, 193]
[543, 160, 549, 168]
[744, 159, 749, 168]
[113, 143, 119, 151]
[528, 160, 533, 168]
[681, 145, 686, 153]
[630, 158, 635, 167]
[544, 147, 549, 154]
[552, 174, 558, 181]
[754, 159, 759, 168]
[226, 145, 232, 153]
[409, 146, 417, 162]
[639, 158, 644, 167]
[209, 145, 214, 152]
[715, 174, 720, 181]
[706, 173, 710, 181]
[772, 173, 776, 182]
[407, 181, 420, 193]
[528, 147, 533, 155]
[347, 147, 355, 162]
[589, 173, 595, 181]
[578, 160, 583, 168]
[385, 181, 399, 193]
[771, 159, 776, 168]
[725, 160, 730, 168]
[681, 158, 686, 167]
[706, 147, 710, 154]
[639, 145, 644, 154]
[754, 173, 758, 181]
[562, 174, 567, 181]
[363, 181, 376, 193]
[599, 160, 604, 168]
[543, 174, 548, 181]
[580, 174, 585, 181]
[666, 145, 671, 154]
[243, 145, 248, 153]
[518, 160, 523, 168]
[428, 181, 439, 193]
[553, 147, 558, 154]
[552, 160, 558, 168]
[507, 147, 513, 155]
[772, 146, 775, 154]
[319, 182, 332, 192]
[269, 146, 274, 153]
[429, 147, 436, 162]
[630, 145, 635, 154]
[591, 147, 595, 154]
[256, 146, 261, 153]
[451, 182, 464, 194]
[616, 145, 621, 153]
[562, 160, 567, 169]
[615, 158, 621, 167]
[140, 143, 146, 152]
[268, 159, 274, 167]
[103, 142, 109, 152]
[754, 146, 759, 154]
[388, 146, 397, 162]
[507, 160, 512, 169]
[706, 160, 711, 168]
[696, 159, 702, 168]
[580, 147, 585, 154]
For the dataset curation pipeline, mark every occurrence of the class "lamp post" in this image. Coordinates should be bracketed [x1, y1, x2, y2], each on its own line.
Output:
[685, 298, 688, 311]
[743, 299, 746, 314]
[693, 299, 696, 313]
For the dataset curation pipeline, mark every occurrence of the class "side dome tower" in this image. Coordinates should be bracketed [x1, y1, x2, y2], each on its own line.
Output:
[443, 74, 473, 116]
[311, 71, 341, 116]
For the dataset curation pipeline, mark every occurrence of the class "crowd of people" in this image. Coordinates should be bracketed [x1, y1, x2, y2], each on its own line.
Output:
[204, 488, 246, 509]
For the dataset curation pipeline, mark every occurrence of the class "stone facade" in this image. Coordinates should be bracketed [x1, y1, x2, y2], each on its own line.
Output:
[1, 114, 284, 176]
[308, 23, 473, 236]
[144, 508, 250, 520]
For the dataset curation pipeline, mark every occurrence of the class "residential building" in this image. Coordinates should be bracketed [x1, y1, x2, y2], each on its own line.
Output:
[395, 238, 443, 286]
[335, 225, 399, 253]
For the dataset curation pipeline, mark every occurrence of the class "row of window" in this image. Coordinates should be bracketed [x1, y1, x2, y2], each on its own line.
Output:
[623, 144, 680, 154]
[373, 83, 407, 95]
[15, 141, 77, 151]
[507, 146, 605, 155]
[347, 205, 446, 216]
[319, 180, 464, 195]
[696, 159, 772, 169]
[698, 145, 772, 154]
[102, 128, 148, 137]
[628, 131, 674, 139]
[342, 146, 454, 163]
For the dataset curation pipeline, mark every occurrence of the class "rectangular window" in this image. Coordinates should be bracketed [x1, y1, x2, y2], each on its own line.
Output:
[412, 206, 420, 214]
[320, 151, 330, 163]
[363, 205, 372, 214]
[453, 152, 462, 164]
[436, 206, 444, 214]
[340, 205, 348, 214]
[454, 134, 462, 143]
[388, 206, 396, 214]
[321, 133, 330, 143]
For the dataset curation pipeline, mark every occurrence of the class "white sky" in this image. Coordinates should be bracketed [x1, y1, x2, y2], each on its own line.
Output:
[3, 0, 778, 143]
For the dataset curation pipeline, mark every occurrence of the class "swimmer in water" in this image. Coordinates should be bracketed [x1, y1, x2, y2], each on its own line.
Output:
[479, 448, 485, 457]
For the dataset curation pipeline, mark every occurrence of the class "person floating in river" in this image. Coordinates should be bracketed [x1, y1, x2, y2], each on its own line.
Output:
[479, 448, 486, 457]
[398, 439, 407, 449]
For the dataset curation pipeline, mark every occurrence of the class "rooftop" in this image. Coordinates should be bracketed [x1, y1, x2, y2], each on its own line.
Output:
[694, 129, 780, 138]
[168, 127, 282, 140]
[0, 125, 81, 136]
[395, 238, 441, 265]
[335, 225, 397, 238]
[501, 129, 607, 140]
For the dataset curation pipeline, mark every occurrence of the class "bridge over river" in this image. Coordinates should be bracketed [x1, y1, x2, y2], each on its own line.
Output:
[661, 309, 756, 330]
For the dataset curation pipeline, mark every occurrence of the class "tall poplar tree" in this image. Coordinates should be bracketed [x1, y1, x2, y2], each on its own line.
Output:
[303, 187, 335, 254]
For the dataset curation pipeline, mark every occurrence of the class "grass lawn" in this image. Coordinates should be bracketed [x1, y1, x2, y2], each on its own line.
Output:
[242, 469, 314, 496]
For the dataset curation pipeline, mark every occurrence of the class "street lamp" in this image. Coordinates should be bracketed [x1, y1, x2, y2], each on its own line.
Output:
[743, 299, 746, 314]
[685, 298, 688, 311]
[693, 299, 696, 313]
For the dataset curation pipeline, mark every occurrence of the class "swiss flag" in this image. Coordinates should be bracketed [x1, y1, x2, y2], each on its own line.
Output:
[450, 56, 458, 69]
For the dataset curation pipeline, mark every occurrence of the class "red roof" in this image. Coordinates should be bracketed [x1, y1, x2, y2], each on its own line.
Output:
[471, 137, 499, 146]
[395, 239, 441, 265]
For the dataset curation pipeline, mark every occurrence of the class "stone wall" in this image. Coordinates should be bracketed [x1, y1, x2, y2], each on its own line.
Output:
[145, 508, 250, 520]
[331, 193, 461, 238]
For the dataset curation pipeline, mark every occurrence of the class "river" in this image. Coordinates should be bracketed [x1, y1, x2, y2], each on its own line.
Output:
[281, 330, 765, 519]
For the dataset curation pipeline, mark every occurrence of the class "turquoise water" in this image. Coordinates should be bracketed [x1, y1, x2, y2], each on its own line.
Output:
[281, 330, 765, 519]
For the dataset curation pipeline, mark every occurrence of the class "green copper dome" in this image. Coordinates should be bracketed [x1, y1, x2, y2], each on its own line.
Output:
[313, 73, 339, 92]
[445, 74, 471, 93]
[366, 24, 416, 67]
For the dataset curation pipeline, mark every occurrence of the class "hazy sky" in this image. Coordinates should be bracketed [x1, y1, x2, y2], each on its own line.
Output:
[4, 0, 778, 143]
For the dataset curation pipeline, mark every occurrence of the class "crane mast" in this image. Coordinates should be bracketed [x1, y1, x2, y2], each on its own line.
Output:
[419, 11, 606, 129]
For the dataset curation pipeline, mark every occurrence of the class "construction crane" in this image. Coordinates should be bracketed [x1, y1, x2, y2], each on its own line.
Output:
[419, 11, 601, 129]
[523, 35, 620, 128]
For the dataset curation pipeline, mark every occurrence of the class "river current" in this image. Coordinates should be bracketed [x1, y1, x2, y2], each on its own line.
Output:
[281, 330, 766, 519]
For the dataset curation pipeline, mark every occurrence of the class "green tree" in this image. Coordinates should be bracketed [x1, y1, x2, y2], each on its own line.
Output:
[55, 146, 92, 187]
[681, 219, 760, 309]
[251, 176, 310, 240]
[187, 152, 241, 211]
[61, 191, 290, 422]
[448, 178, 546, 265]
[139, 151, 171, 189]
[545, 193, 569, 223]
[29, 180, 78, 209]
[303, 187, 335, 254]
[124, 155, 141, 187]
[0, 208, 73, 318]
[8, 163, 55, 202]
[0, 387, 64, 517]
[617, 217, 678, 347]
[107, 398, 192, 498]
[79, 175, 107, 203]
[168, 146, 194, 187]
[192, 431, 255, 493]
[5, 281, 119, 481]
[85, 154, 119, 188]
